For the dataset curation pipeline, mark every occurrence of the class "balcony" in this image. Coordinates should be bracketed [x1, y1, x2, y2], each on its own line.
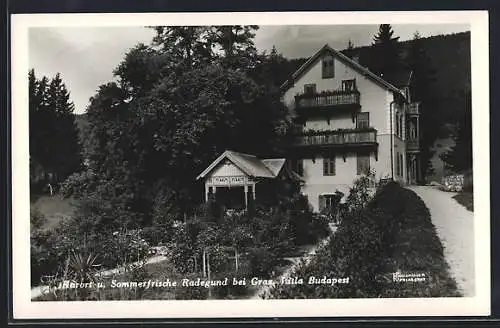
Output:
[294, 90, 361, 117]
[406, 138, 420, 152]
[291, 128, 378, 150]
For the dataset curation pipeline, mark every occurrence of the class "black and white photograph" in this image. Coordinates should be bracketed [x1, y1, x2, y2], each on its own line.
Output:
[11, 11, 490, 319]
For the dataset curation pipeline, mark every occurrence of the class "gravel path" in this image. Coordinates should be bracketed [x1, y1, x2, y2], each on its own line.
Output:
[408, 186, 475, 297]
[252, 224, 338, 299]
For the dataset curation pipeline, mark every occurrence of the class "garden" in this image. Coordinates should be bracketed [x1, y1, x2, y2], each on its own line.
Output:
[31, 191, 331, 301]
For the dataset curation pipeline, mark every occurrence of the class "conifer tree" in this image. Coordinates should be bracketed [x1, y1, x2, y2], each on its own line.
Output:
[362, 24, 403, 76]
[29, 70, 83, 192]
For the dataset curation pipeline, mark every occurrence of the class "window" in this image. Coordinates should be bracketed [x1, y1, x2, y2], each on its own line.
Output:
[396, 153, 400, 176]
[304, 83, 316, 95]
[322, 56, 335, 78]
[323, 155, 336, 176]
[319, 194, 341, 211]
[342, 79, 356, 92]
[356, 112, 370, 129]
[395, 113, 400, 137]
[400, 153, 404, 177]
[357, 152, 370, 175]
[396, 152, 404, 177]
[399, 114, 404, 138]
[409, 121, 416, 139]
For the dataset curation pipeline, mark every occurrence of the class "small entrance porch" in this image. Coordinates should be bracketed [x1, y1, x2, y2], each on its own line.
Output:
[196, 150, 287, 211]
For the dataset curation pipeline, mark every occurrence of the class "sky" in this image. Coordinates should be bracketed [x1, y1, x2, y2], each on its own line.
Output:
[29, 24, 469, 114]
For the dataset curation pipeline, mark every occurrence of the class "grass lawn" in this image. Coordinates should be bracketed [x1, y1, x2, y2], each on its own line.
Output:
[31, 194, 79, 230]
[453, 192, 473, 212]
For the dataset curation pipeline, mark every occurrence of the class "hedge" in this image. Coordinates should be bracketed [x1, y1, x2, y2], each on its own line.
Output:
[266, 182, 460, 299]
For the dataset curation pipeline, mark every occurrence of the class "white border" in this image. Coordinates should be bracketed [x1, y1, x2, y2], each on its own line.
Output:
[11, 11, 490, 319]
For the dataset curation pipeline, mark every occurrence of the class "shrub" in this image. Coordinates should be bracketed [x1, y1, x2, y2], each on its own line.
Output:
[59, 169, 98, 198]
[267, 181, 460, 299]
[30, 207, 47, 231]
[344, 172, 376, 214]
[31, 217, 150, 286]
[247, 247, 278, 279]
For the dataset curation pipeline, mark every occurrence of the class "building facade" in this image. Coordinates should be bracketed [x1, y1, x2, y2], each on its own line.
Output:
[281, 45, 421, 212]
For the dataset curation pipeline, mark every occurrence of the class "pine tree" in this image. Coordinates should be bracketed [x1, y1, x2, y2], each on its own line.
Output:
[28, 70, 83, 192]
[47, 73, 83, 180]
[362, 24, 402, 76]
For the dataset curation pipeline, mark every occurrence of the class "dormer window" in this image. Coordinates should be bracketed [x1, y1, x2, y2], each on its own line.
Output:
[322, 55, 335, 79]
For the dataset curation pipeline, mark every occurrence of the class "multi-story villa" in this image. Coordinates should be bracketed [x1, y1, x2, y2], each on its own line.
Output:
[281, 44, 421, 212]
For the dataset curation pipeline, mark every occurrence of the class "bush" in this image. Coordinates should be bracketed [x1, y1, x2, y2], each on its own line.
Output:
[30, 207, 47, 231]
[267, 181, 460, 299]
[141, 226, 163, 246]
[31, 216, 151, 286]
[344, 172, 376, 214]
[247, 247, 278, 279]
[59, 169, 98, 198]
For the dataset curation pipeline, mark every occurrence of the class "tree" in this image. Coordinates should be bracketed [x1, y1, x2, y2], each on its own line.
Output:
[150, 26, 213, 69]
[46, 73, 83, 181]
[362, 24, 403, 76]
[440, 89, 472, 172]
[405, 31, 439, 181]
[207, 25, 260, 69]
[71, 25, 290, 231]
[113, 43, 171, 98]
[29, 70, 83, 192]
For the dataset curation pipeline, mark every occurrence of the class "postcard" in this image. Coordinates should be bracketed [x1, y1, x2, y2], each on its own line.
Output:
[11, 10, 490, 319]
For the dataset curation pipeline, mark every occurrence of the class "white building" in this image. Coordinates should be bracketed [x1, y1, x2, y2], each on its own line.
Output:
[281, 44, 421, 212]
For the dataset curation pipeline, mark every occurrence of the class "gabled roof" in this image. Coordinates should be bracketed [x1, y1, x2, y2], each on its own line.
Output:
[280, 44, 406, 97]
[196, 150, 286, 180]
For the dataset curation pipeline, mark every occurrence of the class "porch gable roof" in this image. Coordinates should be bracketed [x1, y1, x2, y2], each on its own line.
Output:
[196, 150, 286, 180]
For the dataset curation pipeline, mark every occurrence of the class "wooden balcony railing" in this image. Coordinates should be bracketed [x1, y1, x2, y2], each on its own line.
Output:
[293, 128, 377, 148]
[295, 90, 361, 111]
[406, 138, 420, 151]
